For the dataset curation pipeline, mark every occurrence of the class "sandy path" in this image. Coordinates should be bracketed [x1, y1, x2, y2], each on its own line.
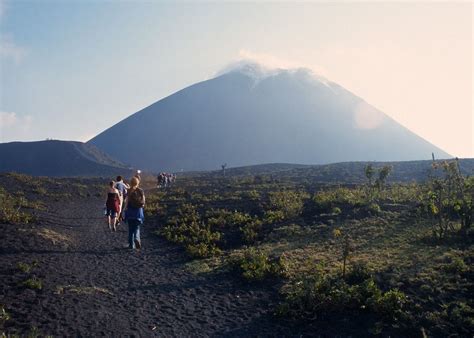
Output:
[0, 196, 299, 337]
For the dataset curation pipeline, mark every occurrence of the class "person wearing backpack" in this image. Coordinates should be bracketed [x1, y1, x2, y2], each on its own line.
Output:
[124, 176, 145, 249]
[105, 181, 121, 231]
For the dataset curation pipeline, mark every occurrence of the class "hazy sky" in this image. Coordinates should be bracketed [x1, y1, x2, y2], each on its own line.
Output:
[0, 1, 472, 157]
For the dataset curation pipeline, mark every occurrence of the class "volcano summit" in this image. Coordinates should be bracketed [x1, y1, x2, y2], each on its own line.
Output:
[89, 63, 450, 171]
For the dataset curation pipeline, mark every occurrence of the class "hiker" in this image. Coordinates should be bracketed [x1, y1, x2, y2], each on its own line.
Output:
[134, 170, 141, 182]
[115, 175, 130, 226]
[157, 173, 164, 188]
[124, 176, 145, 249]
[105, 181, 121, 231]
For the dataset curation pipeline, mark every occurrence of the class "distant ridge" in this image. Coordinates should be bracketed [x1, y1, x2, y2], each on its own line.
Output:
[89, 61, 450, 172]
[0, 140, 132, 177]
[205, 159, 474, 183]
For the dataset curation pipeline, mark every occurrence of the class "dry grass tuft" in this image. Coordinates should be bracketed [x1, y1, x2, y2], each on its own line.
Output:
[55, 285, 113, 296]
[35, 228, 72, 246]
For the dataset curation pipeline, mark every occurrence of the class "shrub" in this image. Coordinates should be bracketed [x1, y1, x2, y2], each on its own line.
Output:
[241, 190, 260, 200]
[161, 204, 222, 258]
[205, 209, 264, 244]
[240, 218, 263, 244]
[313, 187, 367, 212]
[423, 160, 474, 239]
[446, 302, 474, 333]
[267, 190, 309, 219]
[345, 262, 372, 285]
[263, 210, 285, 224]
[186, 242, 221, 258]
[22, 277, 43, 290]
[206, 209, 251, 229]
[17, 262, 36, 273]
[367, 202, 382, 215]
[374, 289, 407, 320]
[231, 248, 288, 281]
[278, 269, 408, 326]
[442, 256, 468, 274]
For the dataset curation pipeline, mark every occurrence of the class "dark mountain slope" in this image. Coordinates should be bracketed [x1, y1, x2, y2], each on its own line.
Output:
[0, 140, 132, 177]
[89, 63, 451, 172]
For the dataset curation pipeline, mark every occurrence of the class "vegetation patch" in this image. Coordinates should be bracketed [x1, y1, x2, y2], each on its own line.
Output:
[35, 228, 72, 247]
[0, 186, 34, 224]
[277, 264, 410, 333]
[21, 277, 43, 290]
[146, 160, 473, 335]
[17, 261, 38, 274]
[229, 247, 288, 281]
[160, 204, 222, 258]
[0, 305, 10, 323]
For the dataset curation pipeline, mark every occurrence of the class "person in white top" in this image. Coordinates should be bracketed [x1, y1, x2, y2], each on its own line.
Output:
[114, 175, 130, 226]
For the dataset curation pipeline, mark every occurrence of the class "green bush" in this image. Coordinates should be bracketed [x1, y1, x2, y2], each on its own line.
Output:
[21, 277, 43, 290]
[161, 204, 222, 258]
[367, 202, 382, 215]
[240, 219, 263, 244]
[17, 262, 36, 273]
[313, 187, 367, 212]
[186, 242, 221, 258]
[241, 190, 260, 200]
[278, 268, 408, 325]
[267, 190, 309, 219]
[442, 256, 468, 274]
[263, 210, 285, 224]
[207, 209, 252, 229]
[206, 209, 264, 244]
[345, 262, 372, 285]
[374, 289, 407, 320]
[446, 302, 474, 333]
[231, 248, 288, 281]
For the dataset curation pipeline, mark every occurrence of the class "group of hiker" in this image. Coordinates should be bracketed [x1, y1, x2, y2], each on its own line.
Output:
[104, 171, 145, 250]
[157, 172, 176, 188]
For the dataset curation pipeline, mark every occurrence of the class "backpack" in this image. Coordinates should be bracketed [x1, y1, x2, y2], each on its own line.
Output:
[128, 188, 145, 208]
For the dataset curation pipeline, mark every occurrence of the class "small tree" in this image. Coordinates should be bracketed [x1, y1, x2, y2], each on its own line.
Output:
[365, 164, 376, 201]
[426, 159, 473, 239]
[333, 228, 353, 278]
[375, 165, 392, 191]
[365, 164, 375, 186]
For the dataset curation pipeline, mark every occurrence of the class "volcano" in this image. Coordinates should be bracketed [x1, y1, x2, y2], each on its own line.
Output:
[88, 63, 450, 172]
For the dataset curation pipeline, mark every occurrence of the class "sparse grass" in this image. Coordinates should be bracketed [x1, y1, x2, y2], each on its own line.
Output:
[0, 186, 34, 224]
[55, 285, 113, 295]
[184, 257, 224, 275]
[35, 228, 71, 246]
[21, 277, 43, 290]
[17, 261, 38, 273]
[31, 186, 47, 195]
[0, 305, 10, 322]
